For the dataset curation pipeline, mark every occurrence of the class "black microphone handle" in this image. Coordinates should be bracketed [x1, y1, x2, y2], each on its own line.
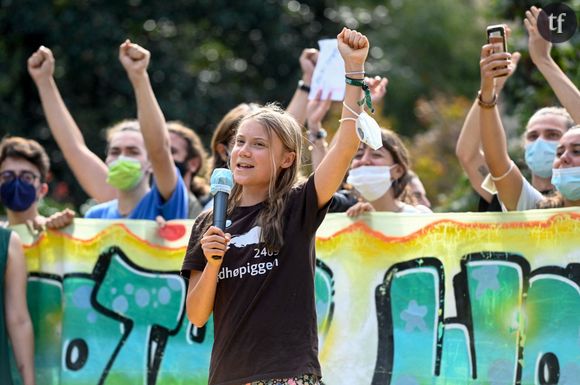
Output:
[212, 191, 228, 259]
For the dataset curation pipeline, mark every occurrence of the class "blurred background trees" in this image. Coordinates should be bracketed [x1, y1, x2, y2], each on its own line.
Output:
[0, 0, 578, 214]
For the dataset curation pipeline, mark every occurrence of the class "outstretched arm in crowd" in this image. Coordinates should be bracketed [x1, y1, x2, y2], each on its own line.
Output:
[306, 90, 332, 172]
[119, 40, 177, 200]
[286, 48, 319, 125]
[525, 6, 580, 123]
[479, 44, 525, 210]
[456, 36, 520, 203]
[5, 232, 35, 385]
[28, 47, 116, 203]
[314, 28, 369, 209]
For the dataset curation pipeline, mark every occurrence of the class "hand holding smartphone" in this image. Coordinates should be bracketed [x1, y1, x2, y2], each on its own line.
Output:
[486, 24, 508, 77]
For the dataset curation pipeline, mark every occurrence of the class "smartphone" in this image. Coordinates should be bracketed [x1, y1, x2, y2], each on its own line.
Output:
[486, 24, 508, 76]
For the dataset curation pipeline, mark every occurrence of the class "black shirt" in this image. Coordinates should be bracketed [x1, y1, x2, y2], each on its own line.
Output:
[182, 175, 329, 385]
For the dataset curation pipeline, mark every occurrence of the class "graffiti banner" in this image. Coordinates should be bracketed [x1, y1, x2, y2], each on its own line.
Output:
[10, 208, 580, 385]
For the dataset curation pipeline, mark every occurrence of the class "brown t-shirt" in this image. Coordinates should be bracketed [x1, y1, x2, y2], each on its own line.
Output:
[182, 175, 329, 385]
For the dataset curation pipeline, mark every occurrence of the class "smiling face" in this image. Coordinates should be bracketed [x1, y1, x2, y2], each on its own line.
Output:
[230, 118, 294, 191]
[553, 128, 580, 169]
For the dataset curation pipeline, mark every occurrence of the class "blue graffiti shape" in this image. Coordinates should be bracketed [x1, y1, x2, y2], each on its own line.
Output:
[91, 246, 187, 385]
[400, 300, 428, 332]
[471, 265, 500, 300]
[372, 258, 445, 385]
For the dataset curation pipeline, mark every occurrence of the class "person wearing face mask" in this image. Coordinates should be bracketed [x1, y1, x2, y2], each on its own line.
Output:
[344, 128, 432, 216]
[479, 40, 580, 210]
[167, 121, 211, 218]
[0, 137, 75, 231]
[28, 42, 188, 220]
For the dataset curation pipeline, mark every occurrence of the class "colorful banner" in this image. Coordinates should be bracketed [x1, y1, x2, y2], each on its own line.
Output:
[9, 208, 580, 385]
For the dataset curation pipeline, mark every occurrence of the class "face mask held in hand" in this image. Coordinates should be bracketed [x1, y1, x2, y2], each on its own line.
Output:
[106, 156, 145, 191]
[524, 138, 558, 178]
[551, 166, 580, 201]
[346, 165, 394, 202]
[0, 179, 37, 212]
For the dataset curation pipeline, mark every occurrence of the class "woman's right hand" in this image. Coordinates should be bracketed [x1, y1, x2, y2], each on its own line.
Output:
[27, 46, 55, 84]
[337, 28, 369, 72]
[200, 226, 231, 265]
[479, 44, 511, 101]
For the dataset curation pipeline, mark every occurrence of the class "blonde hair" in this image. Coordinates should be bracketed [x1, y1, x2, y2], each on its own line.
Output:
[527, 107, 574, 131]
[227, 104, 303, 251]
[105, 119, 140, 142]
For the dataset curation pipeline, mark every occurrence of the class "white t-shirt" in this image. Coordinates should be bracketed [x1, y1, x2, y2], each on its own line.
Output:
[515, 177, 544, 211]
[400, 202, 432, 213]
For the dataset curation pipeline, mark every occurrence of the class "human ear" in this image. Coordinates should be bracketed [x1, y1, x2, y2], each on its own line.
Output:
[390, 164, 404, 180]
[217, 143, 228, 162]
[188, 157, 201, 174]
[38, 183, 49, 200]
[280, 151, 296, 169]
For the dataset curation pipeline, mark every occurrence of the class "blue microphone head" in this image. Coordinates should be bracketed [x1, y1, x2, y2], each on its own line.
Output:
[210, 168, 234, 196]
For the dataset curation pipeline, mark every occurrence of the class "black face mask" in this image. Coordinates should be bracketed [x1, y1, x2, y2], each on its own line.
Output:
[174, 161, 189, 177]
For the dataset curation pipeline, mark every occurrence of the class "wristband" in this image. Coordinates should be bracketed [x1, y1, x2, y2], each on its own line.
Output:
[477, 90, 497, 109]
[298, 80, 311, 93]
[345, 76, 375, 113]
[307, 128, 327, 141]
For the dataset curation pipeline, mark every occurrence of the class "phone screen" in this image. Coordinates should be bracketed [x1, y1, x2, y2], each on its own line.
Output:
[486, 25, 508, 76]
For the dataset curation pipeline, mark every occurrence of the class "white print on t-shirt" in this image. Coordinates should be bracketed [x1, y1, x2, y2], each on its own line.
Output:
[218, 258, 279, 281]
[229, 226, 261, 248]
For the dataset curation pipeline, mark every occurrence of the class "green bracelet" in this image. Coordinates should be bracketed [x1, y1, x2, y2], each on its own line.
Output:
[345, 76, 375, 113]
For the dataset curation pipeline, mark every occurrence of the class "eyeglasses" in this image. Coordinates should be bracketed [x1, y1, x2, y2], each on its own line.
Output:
[0, 170, 41, 185]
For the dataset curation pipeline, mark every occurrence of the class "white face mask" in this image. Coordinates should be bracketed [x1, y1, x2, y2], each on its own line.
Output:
[356, 111, 383, 150]
[346, 165, 394, 201]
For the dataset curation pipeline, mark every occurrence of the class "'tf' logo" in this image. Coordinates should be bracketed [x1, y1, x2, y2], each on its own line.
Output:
[548, 12, 566, 33]
[538, 3, 577, 43]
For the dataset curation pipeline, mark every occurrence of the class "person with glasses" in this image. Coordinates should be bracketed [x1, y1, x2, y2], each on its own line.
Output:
[0, 137, 74, 230]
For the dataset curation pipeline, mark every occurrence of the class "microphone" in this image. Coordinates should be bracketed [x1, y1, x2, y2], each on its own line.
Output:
[209, 168, 234, 259]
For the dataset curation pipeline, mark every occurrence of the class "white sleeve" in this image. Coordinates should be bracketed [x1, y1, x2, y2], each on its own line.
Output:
[516, 177, 544, 211]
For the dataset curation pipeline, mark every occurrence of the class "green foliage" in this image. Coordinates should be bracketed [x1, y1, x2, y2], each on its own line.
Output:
[0, 0, 340, 208]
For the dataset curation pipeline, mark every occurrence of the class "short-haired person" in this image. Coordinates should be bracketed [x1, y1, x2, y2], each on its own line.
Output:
[182, 28, 372, 384]
[28, 42, 188, 220]
[0, 136, 74, 230]
[479, 44, 580, 210]
[0, 227, 35, 385]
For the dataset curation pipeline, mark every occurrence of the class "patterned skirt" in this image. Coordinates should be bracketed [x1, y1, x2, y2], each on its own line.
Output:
[248, 374, 323, 385]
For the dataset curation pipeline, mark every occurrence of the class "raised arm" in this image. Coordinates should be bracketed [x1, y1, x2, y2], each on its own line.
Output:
[306, 90, 332, 172]
[525, 6, 580, 123]
[5, 232, 35, 385]
[28, 47, 116, 203]
[286, 48, 318, 125]
[315, 28, 368, 209]
[119, 40, 177, 200]
[456, 49, 520, 203]
[479, 44, 525, 210]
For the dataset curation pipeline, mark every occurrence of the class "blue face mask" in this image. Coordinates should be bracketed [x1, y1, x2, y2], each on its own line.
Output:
[525, 138, 558, 178]
[0, 178, 37, 212]
[551, 167, 580, 201]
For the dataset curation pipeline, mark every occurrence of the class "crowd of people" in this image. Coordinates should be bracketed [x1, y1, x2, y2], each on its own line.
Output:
[1, 5, 578, 385]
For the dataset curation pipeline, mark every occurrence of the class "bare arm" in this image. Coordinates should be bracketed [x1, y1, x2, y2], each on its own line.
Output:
[185, 226, 230, 327]
[28, 47, 116, 203]
[525, 6, 580, 123]
[119, 40, 177, 200]
[456, 27, 521, 203]
[5, 232, 35, 385]
[286, 48, 318, 125]
[479, 45, 524, 211]
[315, 28, 368, 209]
[306, 90, 332, 172]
